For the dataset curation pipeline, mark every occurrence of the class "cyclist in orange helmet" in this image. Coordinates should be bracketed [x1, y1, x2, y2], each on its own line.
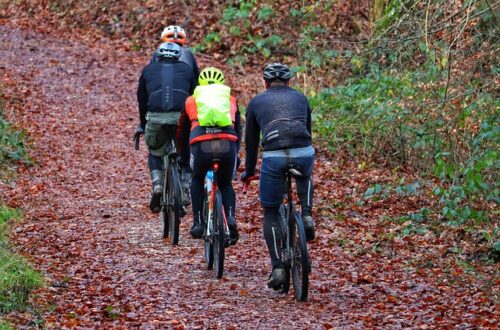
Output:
[136, 42, 197, 213]
[148, 25, 200, 199]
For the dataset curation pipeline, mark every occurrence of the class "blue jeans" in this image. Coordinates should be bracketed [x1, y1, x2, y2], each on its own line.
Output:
[260, 146, 315, 208]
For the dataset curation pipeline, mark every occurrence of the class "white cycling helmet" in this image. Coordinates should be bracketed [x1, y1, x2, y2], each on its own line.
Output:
[160, 25, 187, 45]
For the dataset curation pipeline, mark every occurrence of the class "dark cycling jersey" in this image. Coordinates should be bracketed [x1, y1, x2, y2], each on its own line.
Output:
[150, 47, 200, 78]
[244, 85, 312, 174]
[137, 58, 197, 128]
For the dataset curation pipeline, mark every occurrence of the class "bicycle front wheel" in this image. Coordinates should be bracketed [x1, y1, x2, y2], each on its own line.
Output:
[213, 190, 225, 279]
[167, 163, 182, 245]
[161, 170, 169, 239]
[290, 210, 309, 301]
[203, 188, 214, 269]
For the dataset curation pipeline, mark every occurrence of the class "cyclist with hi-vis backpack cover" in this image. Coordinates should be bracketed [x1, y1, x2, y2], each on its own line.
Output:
[178, 67, 242, 245]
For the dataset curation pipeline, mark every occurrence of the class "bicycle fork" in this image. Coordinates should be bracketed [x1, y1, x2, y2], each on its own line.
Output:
[207, 187, 215, 238]
[207, 164, 230, 243]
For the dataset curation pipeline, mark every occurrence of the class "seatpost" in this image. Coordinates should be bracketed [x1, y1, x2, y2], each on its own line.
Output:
[286, 171, 293, 203]
[212, 161, 220, 186]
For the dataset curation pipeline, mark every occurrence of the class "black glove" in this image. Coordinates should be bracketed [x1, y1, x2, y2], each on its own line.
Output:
[133, 124, 145, 150]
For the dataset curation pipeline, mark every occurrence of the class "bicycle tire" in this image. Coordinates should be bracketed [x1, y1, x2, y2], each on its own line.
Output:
[203, 187, 214, 269]
[213, 190, 225, 279]
[290, 210, 309, 301]
[278, 204, 291, 294]
[167, 163, 182, 245]
[162, 169, 169, 239]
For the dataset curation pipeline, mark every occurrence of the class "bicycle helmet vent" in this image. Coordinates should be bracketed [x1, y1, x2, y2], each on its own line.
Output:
[161, 25, 187, 45]
[156, 42, 181, 59]
[263, 63, 292, 82]
[198, 67, 225, 85]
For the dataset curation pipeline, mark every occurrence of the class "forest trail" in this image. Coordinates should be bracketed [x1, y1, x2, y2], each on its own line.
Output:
[0, 26, 496, 329]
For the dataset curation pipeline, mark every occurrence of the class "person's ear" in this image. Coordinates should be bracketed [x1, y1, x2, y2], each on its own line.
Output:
[262, 78, 268, 89]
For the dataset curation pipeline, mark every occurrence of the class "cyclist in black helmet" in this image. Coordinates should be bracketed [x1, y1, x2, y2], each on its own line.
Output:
[135, 42, 197, 213]
[241, 63, 315, 290]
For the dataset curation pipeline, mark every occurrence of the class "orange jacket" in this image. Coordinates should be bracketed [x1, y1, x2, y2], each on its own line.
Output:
[177, 94, 241, 166]
[184, 94, 240, 144]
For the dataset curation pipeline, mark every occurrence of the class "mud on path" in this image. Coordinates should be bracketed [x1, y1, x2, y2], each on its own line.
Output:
[0, 26, 497, 329]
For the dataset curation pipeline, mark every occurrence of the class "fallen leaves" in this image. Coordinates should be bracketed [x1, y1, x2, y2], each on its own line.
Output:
[0, 21, 498, 330]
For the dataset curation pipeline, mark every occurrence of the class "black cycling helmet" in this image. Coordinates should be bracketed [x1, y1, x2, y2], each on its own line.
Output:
[156, 42, 181, 59]
[263, 63, 292, 82]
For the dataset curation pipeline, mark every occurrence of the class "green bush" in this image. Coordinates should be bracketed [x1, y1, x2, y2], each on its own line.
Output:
[310, 66, 436, 161]
[0, 118, 31, 170]
[310, 62, 499, 224]
[0, 206, 43, 314]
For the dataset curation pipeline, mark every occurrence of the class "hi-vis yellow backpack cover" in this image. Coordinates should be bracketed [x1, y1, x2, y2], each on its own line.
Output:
[194, 67, 232, 127]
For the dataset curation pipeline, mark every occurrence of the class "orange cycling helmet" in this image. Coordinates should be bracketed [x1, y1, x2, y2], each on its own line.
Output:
[161, 25, 187, 45]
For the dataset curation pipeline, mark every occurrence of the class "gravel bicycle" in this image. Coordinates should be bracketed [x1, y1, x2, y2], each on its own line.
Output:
[134, 127, 185, 245]
[243, 164, 310, 301]
[203, 160, 230, 279]
[159, 136, 185, 244]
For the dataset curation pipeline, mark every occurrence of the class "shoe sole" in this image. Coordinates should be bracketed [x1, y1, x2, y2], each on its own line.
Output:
[190, 228, 203, 239]
[267, 280, 286, 291]
[150, 192, 162, 213]
[267, 270, 287, 291]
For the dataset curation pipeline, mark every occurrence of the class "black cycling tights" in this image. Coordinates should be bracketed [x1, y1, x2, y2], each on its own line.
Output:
[263, 206, 283, 270]
[263, 176, 314, 270]
[191, 140, 237, 225]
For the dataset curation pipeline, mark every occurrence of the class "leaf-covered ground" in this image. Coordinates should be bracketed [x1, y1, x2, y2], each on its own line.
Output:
[0, 24, 498, 329]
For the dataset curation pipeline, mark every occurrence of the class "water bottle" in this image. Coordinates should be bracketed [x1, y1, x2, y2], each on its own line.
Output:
[205, 170, 214, 193]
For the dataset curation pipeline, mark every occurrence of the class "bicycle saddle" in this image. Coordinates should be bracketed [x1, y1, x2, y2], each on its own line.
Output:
[283, 164, 303, 177]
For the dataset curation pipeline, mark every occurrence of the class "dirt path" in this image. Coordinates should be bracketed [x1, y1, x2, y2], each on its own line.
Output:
[1, 26, 497, 329]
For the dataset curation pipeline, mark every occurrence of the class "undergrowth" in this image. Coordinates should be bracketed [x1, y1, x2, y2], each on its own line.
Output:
[0, 88, 42, 326]
[0, 206, 43, 315]
[309, 0, 498, 254]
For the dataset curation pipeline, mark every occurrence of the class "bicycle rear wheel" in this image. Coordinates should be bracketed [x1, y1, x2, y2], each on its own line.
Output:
[278, 204, 291, 294]
[290, 210, 309, 301]
[213, 190, 225, 279]
[161, 170, 169, 239]
[203, 188, 214, 269]
[167, 163, 182, 245]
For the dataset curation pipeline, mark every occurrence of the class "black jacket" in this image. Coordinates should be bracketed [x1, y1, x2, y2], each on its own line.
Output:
[245, 85, 312, 174]
[137, 58, 197, 128]
[150, 47, 200, 79]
